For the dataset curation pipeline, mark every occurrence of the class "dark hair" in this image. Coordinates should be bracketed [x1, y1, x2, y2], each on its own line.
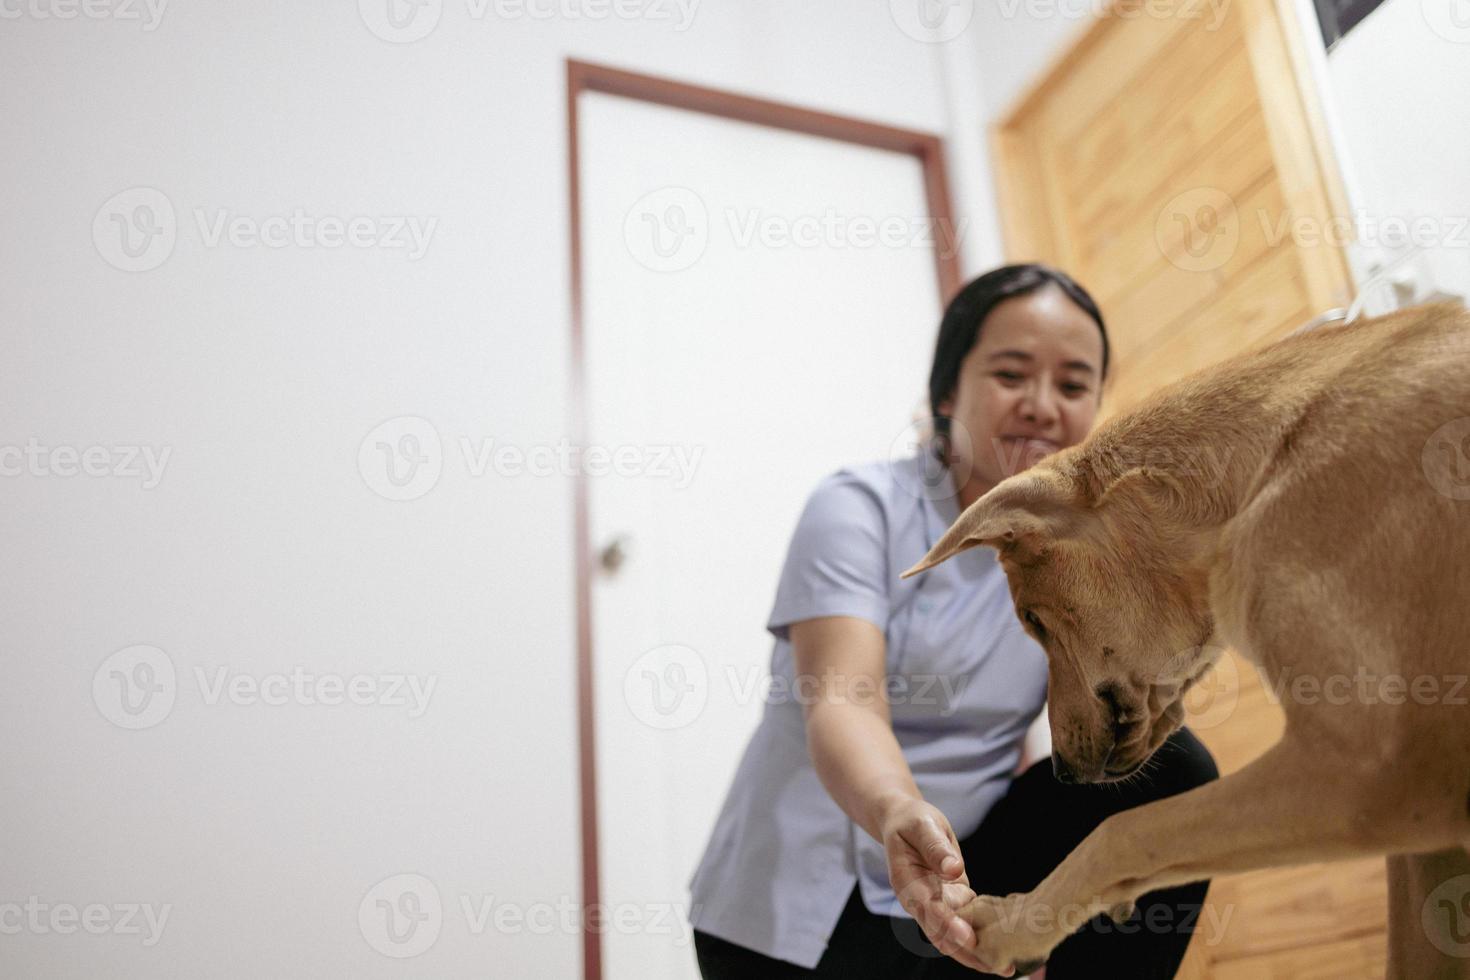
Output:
[927, 263, 1110, 451]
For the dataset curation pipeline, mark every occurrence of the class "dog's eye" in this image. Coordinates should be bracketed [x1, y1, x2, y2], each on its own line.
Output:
[1023, 610, 1047, 639]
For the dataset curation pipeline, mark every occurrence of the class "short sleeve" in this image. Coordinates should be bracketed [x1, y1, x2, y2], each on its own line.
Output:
[766, 472, 891, 641]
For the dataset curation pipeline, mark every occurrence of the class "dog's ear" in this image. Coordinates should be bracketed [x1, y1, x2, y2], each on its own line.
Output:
[900, 473, 1066, 578]
[1093, 465, 1204, 526]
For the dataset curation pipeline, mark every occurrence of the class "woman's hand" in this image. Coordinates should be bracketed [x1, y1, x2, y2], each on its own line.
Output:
[879, 795, 1012, 975]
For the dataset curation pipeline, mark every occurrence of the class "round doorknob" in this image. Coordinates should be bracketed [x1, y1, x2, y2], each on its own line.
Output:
[598, 534, 631, 577]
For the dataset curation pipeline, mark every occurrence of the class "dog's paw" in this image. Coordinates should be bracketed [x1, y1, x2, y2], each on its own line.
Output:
[959, 892, 1060, 976]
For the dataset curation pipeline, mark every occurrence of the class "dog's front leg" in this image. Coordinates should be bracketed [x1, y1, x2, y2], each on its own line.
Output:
[961, 741, 1466, 975]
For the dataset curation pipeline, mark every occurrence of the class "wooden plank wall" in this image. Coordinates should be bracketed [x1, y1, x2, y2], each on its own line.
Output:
[992, 1, 1373, 974]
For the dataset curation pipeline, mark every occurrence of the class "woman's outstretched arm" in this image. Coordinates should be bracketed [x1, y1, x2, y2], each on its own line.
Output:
[791, 615, 1007, 975]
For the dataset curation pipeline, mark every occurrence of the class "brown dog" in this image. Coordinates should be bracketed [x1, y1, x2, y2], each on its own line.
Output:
[902, 301, 1470, 977]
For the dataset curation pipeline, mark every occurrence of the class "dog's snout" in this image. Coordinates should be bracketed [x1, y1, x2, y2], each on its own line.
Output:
[1052, 754, 1082, 784]
[1053, 683, 1151, 785]
[1053, 749, 1113, 784]
[1095, 681, 1143, 731]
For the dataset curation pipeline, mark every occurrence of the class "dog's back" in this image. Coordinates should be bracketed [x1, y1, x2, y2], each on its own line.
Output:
[1202, 303, 1470, 716]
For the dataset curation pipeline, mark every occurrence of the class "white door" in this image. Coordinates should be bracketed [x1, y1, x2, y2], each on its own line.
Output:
[581, 91, 946, 980]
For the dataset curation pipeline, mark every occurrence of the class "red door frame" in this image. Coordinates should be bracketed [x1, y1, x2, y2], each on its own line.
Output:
[566, 59, 965, 980]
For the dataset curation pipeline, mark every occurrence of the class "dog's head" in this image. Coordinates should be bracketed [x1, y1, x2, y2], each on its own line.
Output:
[903, 457, 1219, 783]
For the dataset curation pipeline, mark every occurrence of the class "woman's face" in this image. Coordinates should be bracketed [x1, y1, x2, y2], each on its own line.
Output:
[938, 284, 1105, 498]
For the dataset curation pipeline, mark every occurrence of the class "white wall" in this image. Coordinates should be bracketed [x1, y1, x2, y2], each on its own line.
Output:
[22, 0, 1459, 972]
[969, 2, 1092, 122]
[0, 3, 1006, 977]
[1313, 0, 1470, 304]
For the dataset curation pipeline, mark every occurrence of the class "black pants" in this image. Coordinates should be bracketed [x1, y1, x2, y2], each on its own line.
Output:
[694, 727, 1218, 979]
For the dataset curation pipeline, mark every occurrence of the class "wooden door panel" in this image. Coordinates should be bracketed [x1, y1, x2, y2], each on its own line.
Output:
[993, 1, 1362, 974]
[1086, 109, 1276, 318]
[1105, 246, 1309, 415]
[1031, 0, 1199, 146]
[1051, 21, 1247, 199]
[1106, 177, 1292, 367]
[1071, 50, 1257, 239]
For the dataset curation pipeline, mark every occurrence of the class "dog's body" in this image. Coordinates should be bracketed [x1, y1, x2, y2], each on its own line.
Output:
[904, 302, 1470, 977]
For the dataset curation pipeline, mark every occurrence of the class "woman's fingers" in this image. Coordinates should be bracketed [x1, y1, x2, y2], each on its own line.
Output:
[931, 885, 1004, 972]
[897, 879, 998, 971]
[883, 801, 1000, 971]
[937, 910, 973, 949]
[915, 815, 965, 879]
[930, 881, 1019, 974]
[935, 923, 1000, 974]
[897, 868, 955, 945]
[941, 878, 975, 909]
[903, 872, 1000, 972]
[942, 820, 965, 879]
[903, 878, 945, 933]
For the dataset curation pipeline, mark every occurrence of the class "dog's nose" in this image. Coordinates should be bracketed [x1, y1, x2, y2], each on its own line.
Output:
[1095, 681, 1141, 737]
[1052, 754, 1081, 784]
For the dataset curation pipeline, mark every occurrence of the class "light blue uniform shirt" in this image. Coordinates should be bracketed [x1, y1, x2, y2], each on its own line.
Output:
[687, 454, 1049, 968]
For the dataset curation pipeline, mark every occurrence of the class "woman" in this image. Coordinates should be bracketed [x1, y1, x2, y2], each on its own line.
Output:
[687, 264, 1219, 978]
